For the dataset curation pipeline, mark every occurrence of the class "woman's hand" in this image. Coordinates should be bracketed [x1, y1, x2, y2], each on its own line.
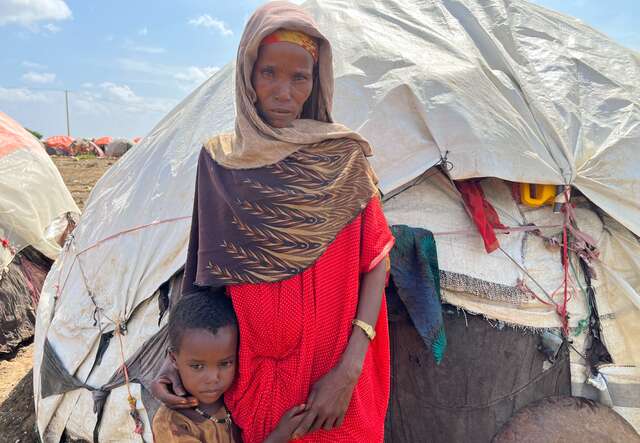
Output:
[264, 404, 307, 443]
[149, 356, 198, 409]
[292, 361, 361, 438]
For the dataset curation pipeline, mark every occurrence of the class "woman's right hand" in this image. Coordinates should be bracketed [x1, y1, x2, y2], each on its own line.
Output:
[149, 356, 199, 409]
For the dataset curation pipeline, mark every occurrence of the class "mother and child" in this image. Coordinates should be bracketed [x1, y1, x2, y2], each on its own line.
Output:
[150, 2, 395, 441]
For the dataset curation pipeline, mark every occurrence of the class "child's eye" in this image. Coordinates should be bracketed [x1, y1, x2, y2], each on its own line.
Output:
[190, 364, 204, 370]
[220, 360, 234, 368]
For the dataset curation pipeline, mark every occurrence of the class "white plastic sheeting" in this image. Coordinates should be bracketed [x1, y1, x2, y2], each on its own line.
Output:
[328, 0, 640, 237]
[0, 112, 79, 271]
[34, 0, 640, 441]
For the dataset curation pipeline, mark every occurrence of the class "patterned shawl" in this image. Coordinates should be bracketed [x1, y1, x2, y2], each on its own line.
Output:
[182, 2, 379, 292]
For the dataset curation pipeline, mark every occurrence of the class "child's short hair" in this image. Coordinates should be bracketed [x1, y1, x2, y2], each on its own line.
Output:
[168, 290, 237, 351]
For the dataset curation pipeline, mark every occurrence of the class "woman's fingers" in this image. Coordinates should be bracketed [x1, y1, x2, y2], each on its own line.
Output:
[304, 390, 317, 411]
[292, 410, 317, 439]
[168, 369, 186, 397]
[288, 410, 307, 433]
[150, 377, 198, 409]
[322, 415, 337, 431]
[336, 412, 346, 428]
[291, 404, 306, 416]
[308, 413, 326, 433]
[283, 404, 306, 420]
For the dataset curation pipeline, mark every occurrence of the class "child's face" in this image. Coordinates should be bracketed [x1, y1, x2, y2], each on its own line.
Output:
[170, 325, 238, 406]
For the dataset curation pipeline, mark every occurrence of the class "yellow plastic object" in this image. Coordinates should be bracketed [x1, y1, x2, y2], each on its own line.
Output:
[520, 183, 557, 207]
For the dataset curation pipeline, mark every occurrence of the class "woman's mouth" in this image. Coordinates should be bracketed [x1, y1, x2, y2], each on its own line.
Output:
[271, 108, 292, 115]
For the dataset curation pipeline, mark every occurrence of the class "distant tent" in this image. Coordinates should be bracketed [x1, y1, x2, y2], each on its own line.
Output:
[0, 112, 80, 354]
[94, 136, 113, 147]
[105, 138, 133, 157]
[44, 135, 74, 155]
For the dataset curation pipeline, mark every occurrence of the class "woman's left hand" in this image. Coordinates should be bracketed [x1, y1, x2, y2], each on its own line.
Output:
[292, 360, 361, 438]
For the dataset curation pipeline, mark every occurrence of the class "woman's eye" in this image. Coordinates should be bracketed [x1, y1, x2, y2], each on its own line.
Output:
[293, 74, 308, 81]
[190, 364, 204, 370]
[261, 68, 274, 77]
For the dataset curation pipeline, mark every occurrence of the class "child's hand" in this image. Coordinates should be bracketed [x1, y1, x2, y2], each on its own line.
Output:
[264, 404, 306, 443]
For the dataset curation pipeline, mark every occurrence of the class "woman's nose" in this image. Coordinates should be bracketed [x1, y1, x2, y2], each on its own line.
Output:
[274, 81, 292, 101]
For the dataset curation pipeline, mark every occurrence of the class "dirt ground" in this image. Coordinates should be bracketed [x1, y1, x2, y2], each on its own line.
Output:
[50, 156, 118, 210]
[0, 156, 115, 442]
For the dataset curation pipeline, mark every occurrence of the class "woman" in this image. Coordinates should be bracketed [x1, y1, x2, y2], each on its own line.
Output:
[152, 2, 394, 441]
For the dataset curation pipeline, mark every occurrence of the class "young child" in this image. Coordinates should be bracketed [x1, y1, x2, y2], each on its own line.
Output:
[152, 291, 305, 442]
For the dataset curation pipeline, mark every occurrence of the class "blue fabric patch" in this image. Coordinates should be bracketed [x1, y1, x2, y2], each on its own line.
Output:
[390, 225, 446, 364]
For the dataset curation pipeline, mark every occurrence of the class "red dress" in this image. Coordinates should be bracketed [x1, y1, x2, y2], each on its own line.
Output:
[225, 197, 394, 442]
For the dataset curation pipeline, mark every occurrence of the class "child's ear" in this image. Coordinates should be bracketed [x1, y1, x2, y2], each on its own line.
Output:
[168, 347, 178, 365]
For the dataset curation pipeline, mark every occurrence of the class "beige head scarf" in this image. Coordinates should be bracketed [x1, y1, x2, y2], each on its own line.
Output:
[205, 1, 372, 169]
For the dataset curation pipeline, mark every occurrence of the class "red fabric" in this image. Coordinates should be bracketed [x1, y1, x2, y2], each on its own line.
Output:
[225, 196, 394, 443]
[94, 136, 113, 146]
[44, 135, 74, 152]
[455, 179, 506, 253]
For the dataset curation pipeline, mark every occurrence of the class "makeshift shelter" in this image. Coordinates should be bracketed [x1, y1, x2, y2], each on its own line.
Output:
[94, 136, 113, 148]
[0, 113, 80, 353]
[104, 138, 133, 157]
[34, 0, 640, 441]
[44, 135, 74, 156]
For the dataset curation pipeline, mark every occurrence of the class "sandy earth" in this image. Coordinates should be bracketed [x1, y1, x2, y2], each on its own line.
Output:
[0, 156, 115, 442]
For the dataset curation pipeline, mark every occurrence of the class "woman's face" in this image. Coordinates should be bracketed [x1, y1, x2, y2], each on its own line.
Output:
[252, 41, 314, 128]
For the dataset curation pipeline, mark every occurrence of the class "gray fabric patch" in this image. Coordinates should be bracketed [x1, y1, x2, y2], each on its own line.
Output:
[41, 338, 94, 398]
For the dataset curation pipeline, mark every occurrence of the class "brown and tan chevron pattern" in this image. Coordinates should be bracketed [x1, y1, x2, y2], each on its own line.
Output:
[203, 138, 378, 285]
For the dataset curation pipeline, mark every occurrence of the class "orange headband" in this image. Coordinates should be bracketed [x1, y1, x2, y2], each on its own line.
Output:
[261, 29, 319, 63]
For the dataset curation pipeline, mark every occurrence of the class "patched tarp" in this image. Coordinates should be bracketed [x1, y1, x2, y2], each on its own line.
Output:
[33, 0, 640, 441]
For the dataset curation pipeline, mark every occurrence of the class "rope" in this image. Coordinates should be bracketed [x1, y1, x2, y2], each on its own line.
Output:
[570, 256, 590, 337]
[115, 322, 145, 437]
[75, 215, 191, 256]
[432, 224, 561, 237]
[55, 215, 191, 300]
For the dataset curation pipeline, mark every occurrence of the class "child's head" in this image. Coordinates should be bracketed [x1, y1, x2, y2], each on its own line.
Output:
[168, 290, 238, 406]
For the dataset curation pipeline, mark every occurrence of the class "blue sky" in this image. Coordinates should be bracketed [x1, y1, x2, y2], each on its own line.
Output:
[0, 0, 638, 138]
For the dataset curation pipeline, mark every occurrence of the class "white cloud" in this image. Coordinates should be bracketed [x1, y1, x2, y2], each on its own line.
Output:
[22, 71, 56, 84]
[100, 82, 142, 104]
[174, 66, 220, 84]
[188, 14, 232, 36]
[81, 82, 94, 88]
[0, 0, 72, 26]
[138, 27, 148, 36]
[22, 60, 47, 69]
[0, 87, 50, 103]
[43, 22, 61, 33]
[118, 58, 220, 87]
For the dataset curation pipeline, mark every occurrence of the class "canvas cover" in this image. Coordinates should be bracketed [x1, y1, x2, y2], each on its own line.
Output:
[34, 0, 640, 441]
[0, 112, 79, 271]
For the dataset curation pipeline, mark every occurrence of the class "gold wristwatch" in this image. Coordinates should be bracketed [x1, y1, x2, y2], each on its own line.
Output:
[352, 319, 376, 341]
